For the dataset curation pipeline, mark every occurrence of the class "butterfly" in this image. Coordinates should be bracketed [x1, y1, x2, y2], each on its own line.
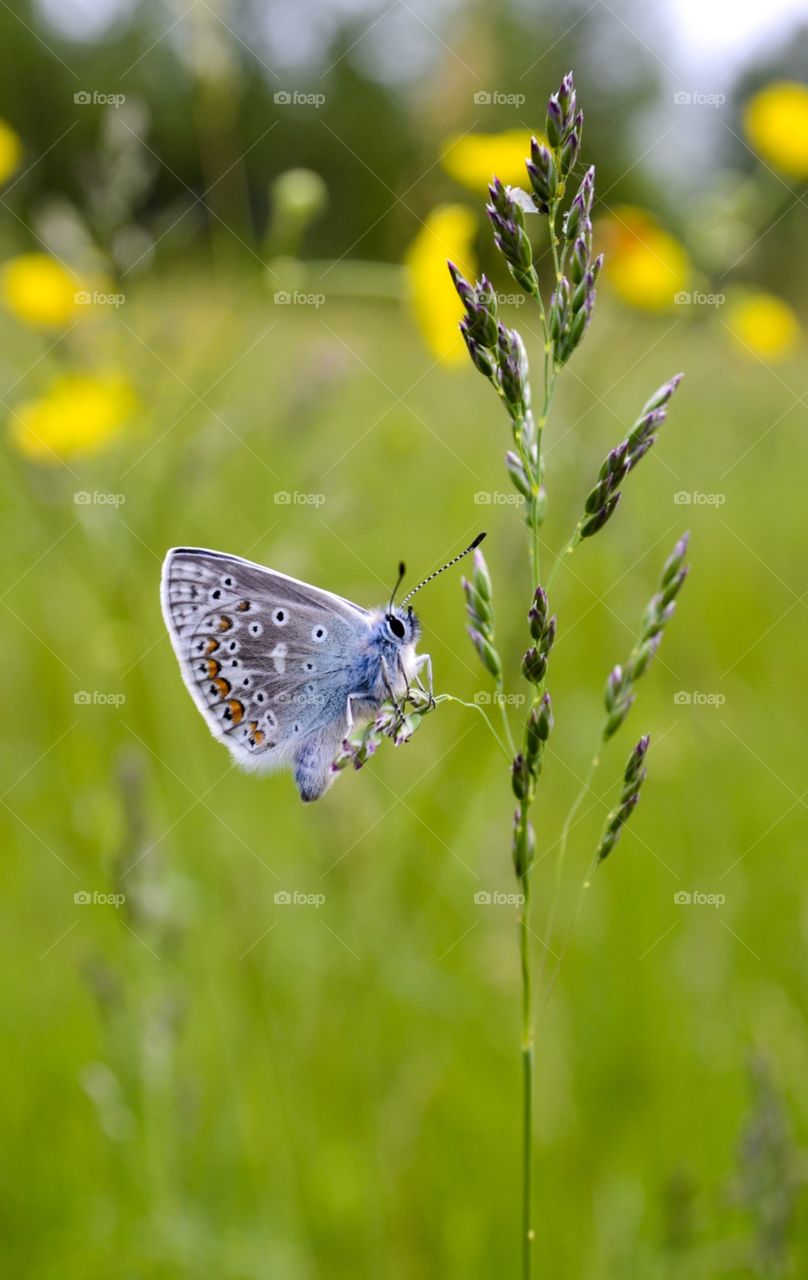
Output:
[160, 536, 485, 801]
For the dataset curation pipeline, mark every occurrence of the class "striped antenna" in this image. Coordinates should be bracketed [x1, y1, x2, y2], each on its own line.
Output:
[400, 532, 487, 606]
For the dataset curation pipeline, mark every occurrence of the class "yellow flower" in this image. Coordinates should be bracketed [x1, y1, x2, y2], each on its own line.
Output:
[1, 253, 81, 328]
[442, 130, 533, 190]
[405, 203, 477, 364]
[743, 82, 808, 179]
[0, 119, 22, 185]
[726, 292, 800, 362]
[597, 206, 691, 311]
[10, 372, 136, 463]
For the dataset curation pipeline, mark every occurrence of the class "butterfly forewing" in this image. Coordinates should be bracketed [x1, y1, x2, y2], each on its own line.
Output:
[161, 548, 371, 771]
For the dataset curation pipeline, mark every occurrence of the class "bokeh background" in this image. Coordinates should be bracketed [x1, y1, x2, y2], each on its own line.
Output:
[2, 1, 807, 1276]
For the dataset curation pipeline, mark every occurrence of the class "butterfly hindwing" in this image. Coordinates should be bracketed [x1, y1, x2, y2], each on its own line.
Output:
[161, 548, 373, 793]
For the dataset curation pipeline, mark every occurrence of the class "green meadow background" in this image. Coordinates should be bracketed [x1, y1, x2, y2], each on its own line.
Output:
[1, 2, 807, 1277]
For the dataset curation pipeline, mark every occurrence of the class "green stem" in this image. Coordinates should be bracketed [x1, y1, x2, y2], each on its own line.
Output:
[520, 859, 534, 1279]
[434, 694, 512, 761]
[537, 742, 602, 999]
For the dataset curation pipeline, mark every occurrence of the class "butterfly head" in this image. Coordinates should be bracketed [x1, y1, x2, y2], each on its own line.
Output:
[383, 603, 421, 647]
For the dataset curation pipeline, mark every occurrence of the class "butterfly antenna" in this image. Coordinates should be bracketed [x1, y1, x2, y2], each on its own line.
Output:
[388, 560, 407, 614]
[400, 532, 487, 605]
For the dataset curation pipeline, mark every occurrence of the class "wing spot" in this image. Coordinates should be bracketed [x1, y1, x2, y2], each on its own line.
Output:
[224, 699, 245, 724]
[272, 608, 287, 626]
[254, 691, 265, 704]
[270, 642, 287, 674]
[236, 600, 251, 613]
[206, 659, 221, 678]
[304, 660, 315, 671]
[205, 638, 220, 654]
[218, 615, 233, 632]
[249, 622, 263, 637]
[210, 589, 222, 601]
[312, 625, 327, 642]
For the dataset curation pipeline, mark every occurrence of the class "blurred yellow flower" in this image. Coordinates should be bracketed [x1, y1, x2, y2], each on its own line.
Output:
[442, 130, 533, 190]
[10, 372, 136, 462]
[406, 203, 477, 364]
[0, 119, 22, 185]
[726, 292, 800, 362]
[1, 253, 81, 328]
[743, 82, 808, 178]
[597, 207, 690, 311]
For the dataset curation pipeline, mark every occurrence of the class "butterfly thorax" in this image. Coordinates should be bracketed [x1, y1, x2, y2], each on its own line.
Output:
[349, 606, 421, 706]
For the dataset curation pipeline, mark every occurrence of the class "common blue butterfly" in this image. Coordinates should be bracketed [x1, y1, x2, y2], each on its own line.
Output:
[160, 536, 485, 801]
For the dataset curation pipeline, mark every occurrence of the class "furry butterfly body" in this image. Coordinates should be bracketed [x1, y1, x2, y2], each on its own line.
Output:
[160, 547, 428, 801]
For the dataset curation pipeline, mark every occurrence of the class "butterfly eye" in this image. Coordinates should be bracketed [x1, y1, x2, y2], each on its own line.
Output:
[387, 614, 406, 640]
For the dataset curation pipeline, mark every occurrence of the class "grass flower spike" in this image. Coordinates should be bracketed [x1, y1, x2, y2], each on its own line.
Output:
[447, 70, 691, 1278]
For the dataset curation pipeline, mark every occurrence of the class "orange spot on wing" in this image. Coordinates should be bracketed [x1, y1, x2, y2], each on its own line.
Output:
[206, 659, 221, 678]
[236, 600, 250, 612]
[204, 638, 220, 654]
[212, 677, 231, 698]
[218, 615, 233, 632]
[228, 699, 244, 724]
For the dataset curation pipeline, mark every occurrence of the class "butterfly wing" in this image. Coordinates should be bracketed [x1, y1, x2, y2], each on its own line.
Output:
[161, 547, 372, 798]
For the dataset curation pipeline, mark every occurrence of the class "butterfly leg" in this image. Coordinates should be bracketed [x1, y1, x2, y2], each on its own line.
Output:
[380, 655, 402, 711]
[414, 652, 433, 695]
